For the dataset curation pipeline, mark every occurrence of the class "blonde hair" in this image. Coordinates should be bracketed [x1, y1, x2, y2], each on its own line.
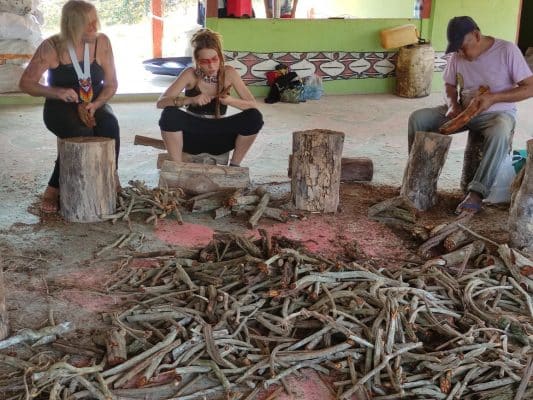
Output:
[191, 28, 226, 118]
[52, 0, 99, 53]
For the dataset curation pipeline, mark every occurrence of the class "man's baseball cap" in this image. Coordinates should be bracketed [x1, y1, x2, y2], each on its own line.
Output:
[446, 16, 479, 54]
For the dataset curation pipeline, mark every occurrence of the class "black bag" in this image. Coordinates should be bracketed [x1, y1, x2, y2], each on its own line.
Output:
[265, 71, 302, 104]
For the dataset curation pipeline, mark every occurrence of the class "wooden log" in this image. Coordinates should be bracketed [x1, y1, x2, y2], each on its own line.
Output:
[288, 155, 373, 182]
[248, 192, 271, 228]
[291, 129, 345, 212]
[159, 160, 250, 195]
[440, 240, 485, 267]
[157, 152, 230, 168]
[59, 137, 116, 223]
[105, 328, 127, 367]
[134, 135, 166, 150]
[443, 230, 470, 252]
[0, 268, 8, 340]
[214, 206, 232, 219]
[400, 131, 452, 211]
[460, 130, 484, 194]
[233, 205, 289, 222]
[509, 139, 533, 253]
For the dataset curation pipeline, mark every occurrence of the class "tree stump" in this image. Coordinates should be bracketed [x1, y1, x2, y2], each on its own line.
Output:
[0, 268, 8, 340]
[460, 130, 484, 194]
[400, 131, 452, 211]
[59, 137, 116, 222]
[291, 129, 344, 212]
[509, 139, 533, 253]
[288, 155, 373, 182]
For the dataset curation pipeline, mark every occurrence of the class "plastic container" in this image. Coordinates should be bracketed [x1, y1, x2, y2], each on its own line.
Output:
[395, 43, 434, 98]
[380, 24, 419, 49]
[226, 0, 253, 18]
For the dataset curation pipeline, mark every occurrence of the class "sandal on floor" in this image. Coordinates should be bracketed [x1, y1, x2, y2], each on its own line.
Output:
[41, 196, 59, 213]
[455, 200, 482, 215]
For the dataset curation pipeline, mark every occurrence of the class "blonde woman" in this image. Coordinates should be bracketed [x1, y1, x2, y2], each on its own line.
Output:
[19, 0, 119, 213]
[157, 28, 263, 167]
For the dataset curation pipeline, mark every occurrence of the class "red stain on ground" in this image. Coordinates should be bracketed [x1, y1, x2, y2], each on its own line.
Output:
[154, 220, 214, 248]
[263, 214, 409, 263]
[264, 218, 337, 253]
[273, 369, 334, 400]
[255, 369, 361, 400]
[58, 290, 123, 313]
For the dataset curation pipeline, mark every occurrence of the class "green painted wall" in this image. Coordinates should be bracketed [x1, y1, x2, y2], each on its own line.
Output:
[209, 17, 420, 95]
[208, 0, 522, 95]
[427, 0, 521, 50]
[319, 0, 415, 19]
[210, 18, 421, 52]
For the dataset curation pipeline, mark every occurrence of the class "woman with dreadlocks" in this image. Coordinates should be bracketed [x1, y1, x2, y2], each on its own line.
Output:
[157, 28, 263, 167]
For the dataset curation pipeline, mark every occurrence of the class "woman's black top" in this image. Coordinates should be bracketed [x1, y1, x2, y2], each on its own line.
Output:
[47, 40, 104, 99]
[185, 85, 228, 116]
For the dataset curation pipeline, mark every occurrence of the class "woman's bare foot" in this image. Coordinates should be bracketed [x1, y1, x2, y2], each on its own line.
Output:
[41, 186, 59, 213]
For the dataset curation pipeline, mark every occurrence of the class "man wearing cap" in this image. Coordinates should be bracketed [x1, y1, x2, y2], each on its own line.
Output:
[407, 16, 533, 215]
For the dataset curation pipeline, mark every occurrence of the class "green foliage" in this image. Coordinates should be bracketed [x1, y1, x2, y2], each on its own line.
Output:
[95, 0, 150, 25]
[40, 0, 197, 31]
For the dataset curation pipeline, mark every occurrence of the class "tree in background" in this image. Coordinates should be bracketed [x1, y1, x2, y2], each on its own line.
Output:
[40, 0, 196, 32]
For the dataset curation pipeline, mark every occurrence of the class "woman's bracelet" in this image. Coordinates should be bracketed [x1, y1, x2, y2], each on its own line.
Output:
[173, 96, 185, 107]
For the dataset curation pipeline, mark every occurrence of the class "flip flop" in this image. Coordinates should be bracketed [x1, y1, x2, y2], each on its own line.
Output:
[455, 201, 482, 215]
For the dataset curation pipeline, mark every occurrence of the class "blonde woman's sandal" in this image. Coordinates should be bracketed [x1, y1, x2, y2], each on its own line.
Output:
[41, 186, 59, 213]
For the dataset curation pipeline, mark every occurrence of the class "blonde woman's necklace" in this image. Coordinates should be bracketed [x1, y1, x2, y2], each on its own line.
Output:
[195, 68, 218, 85]
[67, 42, 93, 103]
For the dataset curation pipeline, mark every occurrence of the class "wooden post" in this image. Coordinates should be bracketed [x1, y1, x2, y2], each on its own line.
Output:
[509, 139, 533, 252]
[291, 129, 344, 212]
[151, 0, 163, 58]
[400, 131, 452, 211]
[0, 268, 8, 340]
[59, 137, 116, 223]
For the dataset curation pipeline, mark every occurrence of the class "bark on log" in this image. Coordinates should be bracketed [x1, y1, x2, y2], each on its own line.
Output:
[291, 129, 344, 212]
[0, 268, 8, 340]
[59, 137, 116, 223]
[159, 160, 250, 195]
[106, 328, 127, 367]
[248, 192, 270, 228]
[509, 139, 533, 253]
[400, 131, 452, 211]
[440, 240, 485, 267]
[231, 205, 288, 222]
[443, 230, 470, 252]
[288, 155, 373, 182]
[157, 152, 230, 168]
[460, 130, 484, 194]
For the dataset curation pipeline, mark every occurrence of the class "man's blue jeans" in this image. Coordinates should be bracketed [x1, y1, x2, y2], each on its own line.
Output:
[408, 105, 515, 198]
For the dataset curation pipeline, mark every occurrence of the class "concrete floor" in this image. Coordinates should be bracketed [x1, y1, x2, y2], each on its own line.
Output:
[1, 92, 533, 229]
[0, 92, 532, 399]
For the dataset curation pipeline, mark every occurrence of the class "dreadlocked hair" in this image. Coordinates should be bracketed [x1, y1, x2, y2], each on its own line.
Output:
[191, 28, 226, 118]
